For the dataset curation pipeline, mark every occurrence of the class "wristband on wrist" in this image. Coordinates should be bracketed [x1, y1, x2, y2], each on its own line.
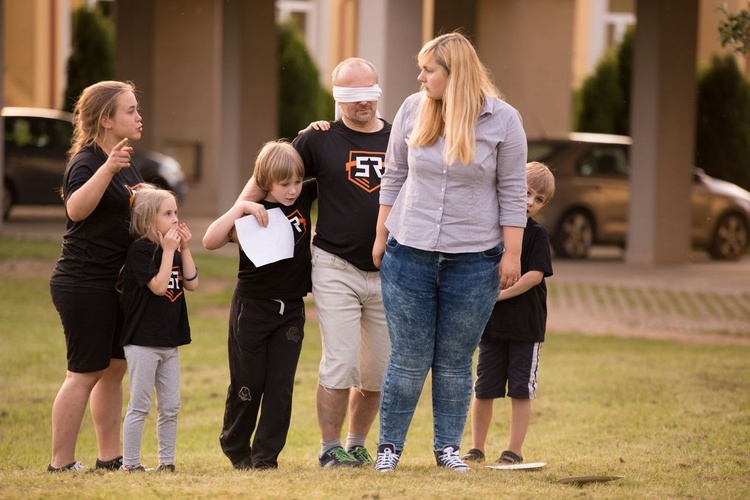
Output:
[184, 267, 199, 281]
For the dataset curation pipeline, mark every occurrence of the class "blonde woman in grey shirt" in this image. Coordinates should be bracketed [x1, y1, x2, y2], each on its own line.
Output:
[372, 32, 528, 473]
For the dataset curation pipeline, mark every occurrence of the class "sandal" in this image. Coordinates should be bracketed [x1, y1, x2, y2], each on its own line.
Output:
[498, 450, 524, 464]
[461, 448, 486, 463]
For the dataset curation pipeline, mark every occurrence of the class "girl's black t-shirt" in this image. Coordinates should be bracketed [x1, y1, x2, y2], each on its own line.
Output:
[50, 144, 144, 290]
[121, 239, 191, 347]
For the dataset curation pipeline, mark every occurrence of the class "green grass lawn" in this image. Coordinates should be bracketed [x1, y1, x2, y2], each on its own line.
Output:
[1, 236, 749, 498]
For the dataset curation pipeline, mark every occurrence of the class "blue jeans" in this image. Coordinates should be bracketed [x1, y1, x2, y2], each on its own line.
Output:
[378, 238, 502, 452]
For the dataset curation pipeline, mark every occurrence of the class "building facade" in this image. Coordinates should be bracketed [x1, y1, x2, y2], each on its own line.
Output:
[2, 0, 748, 262]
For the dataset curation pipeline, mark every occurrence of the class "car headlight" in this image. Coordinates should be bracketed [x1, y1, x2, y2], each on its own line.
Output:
[156, 156, 185, 187]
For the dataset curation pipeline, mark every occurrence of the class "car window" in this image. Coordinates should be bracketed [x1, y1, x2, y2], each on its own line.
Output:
[5, 117, 33, 147]
[5, 116, 72, 151]
[577, 146, 629, 177]
[47, 118, 74, 151]
[528, 142, 564, 162]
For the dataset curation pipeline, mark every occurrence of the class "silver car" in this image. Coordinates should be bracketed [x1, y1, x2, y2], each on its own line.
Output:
[529, 133, 750, 260]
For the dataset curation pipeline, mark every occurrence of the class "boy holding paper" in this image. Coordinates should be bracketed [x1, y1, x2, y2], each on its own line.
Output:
[203, 140, 317, 470]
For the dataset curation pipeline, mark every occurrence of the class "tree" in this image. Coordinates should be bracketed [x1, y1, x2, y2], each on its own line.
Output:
[718, 1, 750, 56]
[575, 25, 750, 191]
[277, 20, 334, 140]
[574, 26, 634, 135]
[63, 5, 114, 112]
[695, 54, 750, 190]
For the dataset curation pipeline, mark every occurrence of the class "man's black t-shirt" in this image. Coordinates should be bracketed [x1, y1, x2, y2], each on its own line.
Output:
[121, 239, 191, 347]
[50, 144, 144, 290]
[292, 119, 391, 272]
[483, 218, 554, 342]
[234, 180, 318, 299]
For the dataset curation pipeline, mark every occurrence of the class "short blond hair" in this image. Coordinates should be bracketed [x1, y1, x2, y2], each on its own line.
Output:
[253, 140, 305, 192]
[526, 161, 555, 201]
[130, 184, 177, 244]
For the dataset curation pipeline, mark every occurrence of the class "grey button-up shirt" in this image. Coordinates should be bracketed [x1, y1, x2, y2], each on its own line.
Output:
[380, 92, 528, 253]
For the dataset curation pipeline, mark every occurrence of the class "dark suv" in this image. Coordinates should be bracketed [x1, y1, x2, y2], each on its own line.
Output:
[2, 107, 187, 219]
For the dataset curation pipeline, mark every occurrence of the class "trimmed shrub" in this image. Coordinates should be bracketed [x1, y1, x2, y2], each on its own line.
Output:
[695, 54, 750, 190]
[63, 5, 114, 112]
[574, 26, 633, 135]
[575, 27, 750, 190]
[574, 51, 623, 134]
[277, 21, 334, 140]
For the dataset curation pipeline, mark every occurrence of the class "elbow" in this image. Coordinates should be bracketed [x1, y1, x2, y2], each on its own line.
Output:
[202, 235, 221, 251]
[149, 285, 168, 296]
[65, 194, 89, 222]
[66, 206, 85, 222]
[529, 271, 545, 287]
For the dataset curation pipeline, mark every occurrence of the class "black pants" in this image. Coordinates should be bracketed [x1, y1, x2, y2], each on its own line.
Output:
[219, 293, 305, 469]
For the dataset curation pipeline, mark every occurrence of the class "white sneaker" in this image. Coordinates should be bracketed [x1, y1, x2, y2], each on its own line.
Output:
[374, 443, 400, 472]
[434, 445, 471, 472]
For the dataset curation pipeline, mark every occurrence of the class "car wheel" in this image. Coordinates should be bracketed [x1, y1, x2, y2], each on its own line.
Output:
[708, 212, 749, 260]
[552, 209, 594, 259]
[2, 182, 13, 220]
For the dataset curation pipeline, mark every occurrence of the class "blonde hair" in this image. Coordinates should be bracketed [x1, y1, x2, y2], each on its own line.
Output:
[410, 32, 501, 165]
[526, 161, 556, 201]
[253, 140, 305, 191]
[130, 184, 177, 244]
[69, 80, 137, 158]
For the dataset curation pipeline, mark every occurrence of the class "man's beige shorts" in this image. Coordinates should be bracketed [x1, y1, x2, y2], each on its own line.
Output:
[312, 246, 390, 391]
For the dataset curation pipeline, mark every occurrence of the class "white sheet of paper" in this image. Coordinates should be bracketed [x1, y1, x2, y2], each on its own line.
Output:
[234, 208, 294, 267]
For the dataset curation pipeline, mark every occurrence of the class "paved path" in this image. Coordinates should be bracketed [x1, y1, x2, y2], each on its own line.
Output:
[549, 249, 750, 344]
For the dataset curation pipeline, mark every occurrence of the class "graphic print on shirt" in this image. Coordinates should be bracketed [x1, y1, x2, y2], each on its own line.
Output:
[346, 150, 386, 193]
[287, 209, 308, 245]
[164, 266, 184, 303]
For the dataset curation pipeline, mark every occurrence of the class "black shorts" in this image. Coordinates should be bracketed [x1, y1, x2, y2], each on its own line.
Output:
[50, 284, 125, 373]
[474, 339, 542, 400]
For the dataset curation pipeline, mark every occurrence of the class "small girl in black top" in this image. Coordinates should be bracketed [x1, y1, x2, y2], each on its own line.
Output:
[120, 185, 198, 472]
[203, 140, 317, 470]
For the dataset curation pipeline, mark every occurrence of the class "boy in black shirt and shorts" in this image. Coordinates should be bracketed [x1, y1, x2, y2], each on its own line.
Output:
[463, 162, 555, 465]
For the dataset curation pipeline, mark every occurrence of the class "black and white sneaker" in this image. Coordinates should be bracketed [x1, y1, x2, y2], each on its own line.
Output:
[434, 445, 471, 472]
[119, 464, 146, 472]
[95, 456, 123, 470]
[47, 461, 86, 472]
[374, 443, 400, 472]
